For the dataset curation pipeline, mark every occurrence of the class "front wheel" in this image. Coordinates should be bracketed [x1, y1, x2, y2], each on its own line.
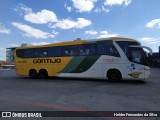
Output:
[107, 70, 121, 82]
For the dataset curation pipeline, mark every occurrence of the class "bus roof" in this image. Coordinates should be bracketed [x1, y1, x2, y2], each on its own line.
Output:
[16, 37, 139, 49]
[87, 37, 138, 42]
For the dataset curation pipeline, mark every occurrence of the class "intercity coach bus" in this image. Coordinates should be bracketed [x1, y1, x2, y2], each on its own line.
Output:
[14, 37, 152, 81]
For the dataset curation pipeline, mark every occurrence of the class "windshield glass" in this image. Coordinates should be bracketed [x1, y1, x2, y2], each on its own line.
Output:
[131, 49, 143, 64]
[116, 41, 140, 55]
[116, 41, 149, 66]
[129, 47, 149, 66]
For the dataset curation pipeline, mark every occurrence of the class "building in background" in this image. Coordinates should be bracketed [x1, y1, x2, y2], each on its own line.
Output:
[6, 47, 17, 63]
[6, 43, 31, 63]
[148, 46, 160, 68]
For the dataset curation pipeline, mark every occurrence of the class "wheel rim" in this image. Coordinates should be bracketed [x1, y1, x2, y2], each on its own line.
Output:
[110, 73, 117, 80]
[108, 70, 121, 81]
[30, 70, 38, 78]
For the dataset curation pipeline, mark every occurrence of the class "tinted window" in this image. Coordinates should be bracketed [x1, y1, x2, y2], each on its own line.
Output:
[16, 49, 25, 58]
[97, 42, 107, 55]
[131, 50, 143, 64]
[63, 46, 79, 56]
[97, 41, 120, 57]
[48, 47, 62, 57]
[25, 49, 35, 58]
[35, 48, 48, 58]
[16, 48, 48, 58]
[115, 41, 127, 53]
[79, 44, 96, 56]
[116, 41, 140, 54]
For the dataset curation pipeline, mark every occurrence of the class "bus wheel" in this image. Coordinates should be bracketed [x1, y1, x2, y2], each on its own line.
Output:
[107, 69, 121, 82]
[29, 69, 38, 79]
[39, 69, 48, 79]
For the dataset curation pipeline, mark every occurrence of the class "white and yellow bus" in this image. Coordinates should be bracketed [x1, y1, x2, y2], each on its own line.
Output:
[14, 37, 152, 81]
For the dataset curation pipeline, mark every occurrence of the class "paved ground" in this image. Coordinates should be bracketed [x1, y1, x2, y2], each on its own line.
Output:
[0, 68, 160, 119]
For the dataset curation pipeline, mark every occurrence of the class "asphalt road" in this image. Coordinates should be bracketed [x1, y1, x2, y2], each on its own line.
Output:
[0, 68, 160, 119]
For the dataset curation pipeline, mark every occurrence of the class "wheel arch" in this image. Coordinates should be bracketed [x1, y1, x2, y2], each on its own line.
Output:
[107, 68, 122, 80]
[29, 69, 38, 78]
[29, 69, 37, 75]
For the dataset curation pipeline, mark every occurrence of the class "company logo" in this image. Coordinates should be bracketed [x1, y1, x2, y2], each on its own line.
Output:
[1, 112, 42, 118]
[128, 72, 142, 78]
[2, 112, 11, 117]
[33, 58, 61, 63]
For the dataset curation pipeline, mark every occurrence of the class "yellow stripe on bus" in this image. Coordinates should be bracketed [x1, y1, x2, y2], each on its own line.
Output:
[15, 57, 73, 76]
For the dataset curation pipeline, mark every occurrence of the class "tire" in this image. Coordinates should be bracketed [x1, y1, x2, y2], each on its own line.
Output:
[29, 69, 38, 79]
[107, 69, 121, 82]
[39, 69, 48, 79]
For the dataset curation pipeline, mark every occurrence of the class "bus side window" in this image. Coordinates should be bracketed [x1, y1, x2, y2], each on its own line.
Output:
[25, 49, 35, 58]
[97, 42, 107, 55]
[86, 49, 89, 55]
[16, 49, 25, 58]
[62, 46, 79, 56]
[79, 44, 96, 56]
[35, 48, 48, 58]
[90, 45, 96, 55]
[65, 50, 69, 55]
[63, 47, 70, 56]
[48, 47, 62, 57]
[97, 42, 120, 57]
[108, 45, 120, 57]
[79, 49, 84, 55]
[79, 45, 85, 55]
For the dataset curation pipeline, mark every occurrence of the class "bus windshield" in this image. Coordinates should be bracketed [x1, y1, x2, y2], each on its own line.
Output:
[116, 41, 149, 66]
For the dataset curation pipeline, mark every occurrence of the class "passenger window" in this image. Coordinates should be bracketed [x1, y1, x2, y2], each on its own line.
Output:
[48, 47, 62, 57]
[79, 44, 96, 56]
[63, 46, 78, 56]
[25, 49, 35, 58]
[108, 45, 120, 57]
[16, 49, 25, 58]
[115, 41, 127, 53]
[97, 42, 107, 55]
[35, 48, 48, 58]
[97, 41, 120, 57]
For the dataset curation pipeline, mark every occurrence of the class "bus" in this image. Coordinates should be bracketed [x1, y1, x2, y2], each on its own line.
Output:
[14, 37, 152, 81]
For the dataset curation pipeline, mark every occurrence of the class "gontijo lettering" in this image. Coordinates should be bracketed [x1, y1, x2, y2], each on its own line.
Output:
[33, 58, 61, 63]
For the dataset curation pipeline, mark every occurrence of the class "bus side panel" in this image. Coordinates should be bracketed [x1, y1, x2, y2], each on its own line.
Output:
[126, 62, 145, 80]
[85, 63, 103, 79]
[101, 55, 126, 79]
[15, 58, 29, 76]
[16, 65, 28, 76]
[60, 63, 103, 79]
[58, 56, 103, 78]
[52, 57, 73, 76]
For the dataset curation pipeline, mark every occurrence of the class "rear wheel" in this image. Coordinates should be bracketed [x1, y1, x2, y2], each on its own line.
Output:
[29, 69, 38, 79]
[107, 69, 121, 82]
[39, 69, 48, 79]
